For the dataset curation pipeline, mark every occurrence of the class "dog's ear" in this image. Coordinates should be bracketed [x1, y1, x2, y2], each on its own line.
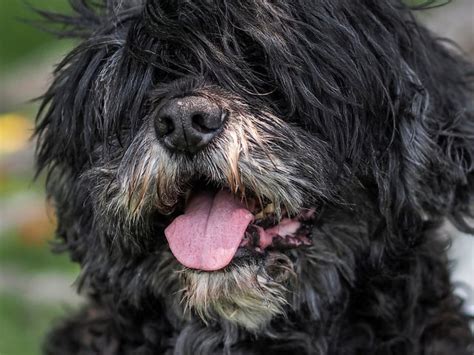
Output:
[370, 31, 474, 234]
[34, 1, 152, 175]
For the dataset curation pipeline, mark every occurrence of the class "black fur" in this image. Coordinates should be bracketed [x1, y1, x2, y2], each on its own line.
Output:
[35, 0, 473, 354]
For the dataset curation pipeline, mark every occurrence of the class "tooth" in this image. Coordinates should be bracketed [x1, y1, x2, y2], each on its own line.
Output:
[264, 203, 275, 214]
[255, 211, 264, 219]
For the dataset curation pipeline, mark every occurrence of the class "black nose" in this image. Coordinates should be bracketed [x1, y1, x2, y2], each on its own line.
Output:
[154, 96, 226, 153]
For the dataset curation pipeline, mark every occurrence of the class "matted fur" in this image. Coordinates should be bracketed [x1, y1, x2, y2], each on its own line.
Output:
[35, 0, 473, 354]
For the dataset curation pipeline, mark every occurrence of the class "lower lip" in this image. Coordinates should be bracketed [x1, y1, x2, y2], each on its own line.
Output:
[233, 247, 261, 259]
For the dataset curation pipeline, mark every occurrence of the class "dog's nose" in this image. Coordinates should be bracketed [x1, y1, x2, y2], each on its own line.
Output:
[155, 96, 226, 153]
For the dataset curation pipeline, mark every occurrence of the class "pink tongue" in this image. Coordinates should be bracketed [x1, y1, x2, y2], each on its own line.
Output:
[165, 190, 254, 271]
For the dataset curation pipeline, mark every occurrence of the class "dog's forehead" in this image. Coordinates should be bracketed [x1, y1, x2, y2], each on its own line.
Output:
[143, 0, 288, 31]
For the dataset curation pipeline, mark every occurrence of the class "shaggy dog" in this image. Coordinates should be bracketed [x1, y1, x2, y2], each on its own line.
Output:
[35, 0, 473, 354]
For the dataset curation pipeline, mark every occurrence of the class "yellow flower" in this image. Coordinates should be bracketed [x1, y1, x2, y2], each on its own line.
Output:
[0, 113, 33, 154]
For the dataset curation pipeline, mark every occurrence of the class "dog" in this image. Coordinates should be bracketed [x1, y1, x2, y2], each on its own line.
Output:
[35, 0, 473, 354]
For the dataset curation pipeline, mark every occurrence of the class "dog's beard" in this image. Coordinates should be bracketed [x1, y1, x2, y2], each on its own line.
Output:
[180, 252, 295, 331]
[150, 248, 296, 331]
[82, 91, 334, 330]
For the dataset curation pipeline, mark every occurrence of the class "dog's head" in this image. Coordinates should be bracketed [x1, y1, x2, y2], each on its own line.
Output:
[35, 0, 473, 335]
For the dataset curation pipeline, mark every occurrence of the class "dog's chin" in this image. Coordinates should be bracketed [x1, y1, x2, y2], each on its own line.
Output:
[178, 251, 297, 332]
[160, 181, 315, 331]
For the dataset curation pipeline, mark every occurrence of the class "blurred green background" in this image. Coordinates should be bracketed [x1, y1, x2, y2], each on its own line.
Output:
[0, 1, 472, 355]
[0, 2, 80, 355]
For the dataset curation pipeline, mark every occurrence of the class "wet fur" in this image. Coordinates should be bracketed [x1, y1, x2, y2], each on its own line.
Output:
[35, 0, 473, 354]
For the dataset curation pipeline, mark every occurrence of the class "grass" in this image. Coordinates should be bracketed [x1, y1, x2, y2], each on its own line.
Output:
[0, 231, 78, 355]
[0, 292, 70, 355]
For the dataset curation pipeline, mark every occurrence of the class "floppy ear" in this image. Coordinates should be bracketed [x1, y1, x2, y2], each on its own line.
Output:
[34, 0, 111, 173]
[34, 1, 152, 174]
[372, 32, 474, 234]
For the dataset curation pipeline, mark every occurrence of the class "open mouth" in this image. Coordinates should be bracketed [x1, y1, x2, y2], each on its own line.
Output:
[164, 182, 315, 271]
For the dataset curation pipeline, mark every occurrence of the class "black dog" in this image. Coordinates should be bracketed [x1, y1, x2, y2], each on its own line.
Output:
[35, 0, 473, 354]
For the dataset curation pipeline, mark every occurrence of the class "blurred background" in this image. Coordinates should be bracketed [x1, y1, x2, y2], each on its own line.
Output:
[0, 1, 472, 354]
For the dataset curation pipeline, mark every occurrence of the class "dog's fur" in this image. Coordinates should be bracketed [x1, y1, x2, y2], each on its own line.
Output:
[35, 0, 474, 354]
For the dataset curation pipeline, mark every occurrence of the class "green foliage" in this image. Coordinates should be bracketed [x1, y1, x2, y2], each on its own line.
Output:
[0, 176, 40, 199]
[0, 0, 71, 71]
[0, 231, 78, 274]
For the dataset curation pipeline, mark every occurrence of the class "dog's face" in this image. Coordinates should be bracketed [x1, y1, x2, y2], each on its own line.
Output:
[36, 0, 473, 336]
[88, 77, 337, 330]
[85, 0, 339, 329]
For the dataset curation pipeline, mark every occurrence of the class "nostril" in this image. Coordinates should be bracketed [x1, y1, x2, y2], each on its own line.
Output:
[156, 115, 175, 137]
[191, 111, 226, 134]
[191, 113, 216, 134]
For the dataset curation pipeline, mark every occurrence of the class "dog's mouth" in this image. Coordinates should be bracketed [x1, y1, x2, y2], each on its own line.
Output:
[163, 183, 315, 271]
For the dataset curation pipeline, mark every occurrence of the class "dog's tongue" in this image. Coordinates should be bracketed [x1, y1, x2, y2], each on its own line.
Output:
[165, 190, 253, 271]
